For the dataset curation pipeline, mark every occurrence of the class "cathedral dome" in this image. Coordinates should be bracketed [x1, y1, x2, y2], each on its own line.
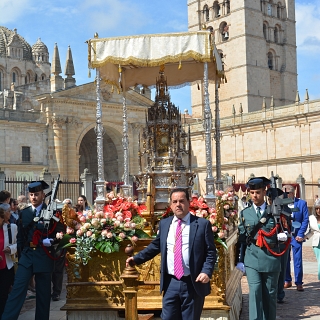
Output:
[32, 38, 49, 62]
[32, 38, 48, 53]
[0, 26, 32, 60]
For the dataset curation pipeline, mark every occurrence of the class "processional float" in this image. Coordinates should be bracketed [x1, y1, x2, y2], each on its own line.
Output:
[62, 30, 242, 320]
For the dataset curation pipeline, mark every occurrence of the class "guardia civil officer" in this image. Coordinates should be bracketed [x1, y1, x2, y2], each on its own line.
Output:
[1, 181, 64, 320]
[236, 177, 284, 320]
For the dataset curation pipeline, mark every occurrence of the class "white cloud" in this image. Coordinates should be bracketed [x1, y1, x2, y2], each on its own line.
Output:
[296, 2, 320, 54]
[0, 0, 33, 24]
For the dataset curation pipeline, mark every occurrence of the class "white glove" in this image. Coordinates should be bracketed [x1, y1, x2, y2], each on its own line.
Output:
[236, 262, 245, 274]
[43, 238, 53, 247]
[277, 232, 288, 242]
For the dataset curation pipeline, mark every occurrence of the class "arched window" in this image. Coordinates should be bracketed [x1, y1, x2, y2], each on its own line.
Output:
[268, 52, 273, 70]
[277, 3, 281, 18]
[12, 72, 16, 83]
[263, 23, 268, 40]
[204, 5, 210, 22]
[35, 74, 38, 82]
[220, 21, 229, 41]
[218, 50, 225, 71]
[225, 0, 230, 14]
[41, 74, 45, 80]
[213, 1, 221, 18]
[267, 1, 273, 16]
[0, 71, 2, 91]
[274, 26, 279, 43]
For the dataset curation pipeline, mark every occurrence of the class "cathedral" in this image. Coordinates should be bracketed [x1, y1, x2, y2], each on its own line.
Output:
[0, 0, 319, 205]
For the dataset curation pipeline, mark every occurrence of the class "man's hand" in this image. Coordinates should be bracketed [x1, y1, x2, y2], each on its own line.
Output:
[126, 257, 135, 268]
[195, 273, 210, 283]
[43, 238, 53, 247]
[236, 262, 245, 274]
[277, 232, 288, 242]
[295, 236, 304, 242]
[3, 247, 11, 254]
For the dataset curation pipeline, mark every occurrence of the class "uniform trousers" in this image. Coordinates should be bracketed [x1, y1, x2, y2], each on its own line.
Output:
[52, 250, 65, 297]
[0, 266, 15, 318]
[246, 267, 279, 320]
[161, 275, 204, 320]
[1, 263, 52, 320]
[285, 243, 303, 285]
[277, 247, 290, 302]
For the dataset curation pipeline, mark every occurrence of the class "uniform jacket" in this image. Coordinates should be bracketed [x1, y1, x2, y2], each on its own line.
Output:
[305, 215, 320, 247]
[17, 204, 64, 273]
[133, 214, 217, 297]
[2, 223, 18, 270]
[291, 197, 309, 243]
[238, 204, 281, 273]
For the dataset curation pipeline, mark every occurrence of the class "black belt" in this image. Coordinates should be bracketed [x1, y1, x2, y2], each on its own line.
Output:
[169, 274, 191, 281]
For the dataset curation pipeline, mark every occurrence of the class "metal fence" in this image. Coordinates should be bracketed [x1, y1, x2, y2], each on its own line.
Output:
[4, 176, 83, 204]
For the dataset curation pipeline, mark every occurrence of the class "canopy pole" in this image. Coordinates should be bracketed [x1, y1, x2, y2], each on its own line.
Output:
[121, 94, 132, 197]
[94, 68, 106, 211]
[203, 62, 216, 208]
[214, 80, 223, 191]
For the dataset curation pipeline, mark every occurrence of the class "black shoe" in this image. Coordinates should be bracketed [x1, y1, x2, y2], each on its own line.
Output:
[277, 299, 284, 304]
[52, 295, 60, 301]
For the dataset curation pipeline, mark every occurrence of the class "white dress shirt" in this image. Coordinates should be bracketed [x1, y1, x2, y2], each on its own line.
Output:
[167, 213, 190, 276]
[253, 202, 267, 216]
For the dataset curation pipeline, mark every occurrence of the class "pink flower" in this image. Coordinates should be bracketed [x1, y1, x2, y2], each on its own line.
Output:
[130, 223, 136, 229]
[66, 227, 74, 234]
[100, 218, 106, 224]
[105, 211, 114, 219]
[80, 215, 86, 223]
[218, 231, 225, 239]
[201, 210, 208, 218]
[101, 230, 108, 237]
[86, 231, 92, 237]
[69, 238, 76, 244]
[76, 229, 83, 237]
[119, 232, 126, 239]
[223, 204, 230, 210]
[87, 211, 93, 219]
[212, 226, 218, 232]
[56, 232, 64, 239]
[209, 218, 216, 225]
[95, 211, 103, 218]
[124, 222, 131, 228]
[106, 232, 113, 239]
[222, 194, 228, 201]
[117, 216, 124, 222]
[215, 190, 224, 197]
[131, 236, 138, 242]
[114, 220, 121, 227]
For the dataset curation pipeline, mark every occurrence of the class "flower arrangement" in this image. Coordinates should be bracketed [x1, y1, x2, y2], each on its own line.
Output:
[60, 192, 150, 265]
[215, 190, 238, 225]
[162, 194, 229, 249]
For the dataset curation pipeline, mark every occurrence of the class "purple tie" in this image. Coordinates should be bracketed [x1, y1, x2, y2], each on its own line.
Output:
[174, 219, 184, 280]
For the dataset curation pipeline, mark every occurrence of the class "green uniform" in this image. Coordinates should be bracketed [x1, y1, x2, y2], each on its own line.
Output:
[238, 204, 282, 320]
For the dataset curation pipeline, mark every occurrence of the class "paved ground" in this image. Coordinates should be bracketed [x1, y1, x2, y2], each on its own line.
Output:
[18, 237, 319, 319]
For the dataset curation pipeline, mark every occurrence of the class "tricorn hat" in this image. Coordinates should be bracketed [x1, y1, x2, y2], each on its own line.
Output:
[246, 177, 271, 190]
[266, 188, 284, 198]
[28, 181, 50, 193]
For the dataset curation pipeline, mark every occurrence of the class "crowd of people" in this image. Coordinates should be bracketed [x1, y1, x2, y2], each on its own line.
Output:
[0, 179, 319, 320]
[0, 185, 91, 320]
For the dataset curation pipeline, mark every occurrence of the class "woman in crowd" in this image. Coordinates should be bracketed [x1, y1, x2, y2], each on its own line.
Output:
[306, 199, 320, 280]
[9, 198, 19, 224]
[77, 195, 89, 211]
[0, 204, 18, 318]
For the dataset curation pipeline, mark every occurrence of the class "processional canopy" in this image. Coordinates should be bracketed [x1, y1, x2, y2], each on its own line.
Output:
[87, 30, 223, 91]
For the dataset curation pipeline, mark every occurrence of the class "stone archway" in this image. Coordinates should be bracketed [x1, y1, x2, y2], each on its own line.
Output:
[79, 128, 119, 181]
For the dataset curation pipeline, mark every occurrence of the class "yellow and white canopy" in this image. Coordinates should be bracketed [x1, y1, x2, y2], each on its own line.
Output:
[87, 31, 223, 91]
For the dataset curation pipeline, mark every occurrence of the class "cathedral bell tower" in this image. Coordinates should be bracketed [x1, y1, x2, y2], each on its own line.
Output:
[188, 0, 297, 117]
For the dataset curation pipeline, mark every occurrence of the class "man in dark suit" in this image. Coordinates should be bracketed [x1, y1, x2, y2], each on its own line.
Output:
[2, 181, 64, 320]
[126, 188, 216, 320]
[282, 185, 309, 291]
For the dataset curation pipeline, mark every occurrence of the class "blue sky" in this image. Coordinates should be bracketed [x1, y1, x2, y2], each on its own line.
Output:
[0, 0, 319, 113]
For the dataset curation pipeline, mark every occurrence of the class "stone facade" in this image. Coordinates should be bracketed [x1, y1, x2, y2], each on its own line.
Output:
[187, 0, 297, 118]
[190, 97, 320, 205]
